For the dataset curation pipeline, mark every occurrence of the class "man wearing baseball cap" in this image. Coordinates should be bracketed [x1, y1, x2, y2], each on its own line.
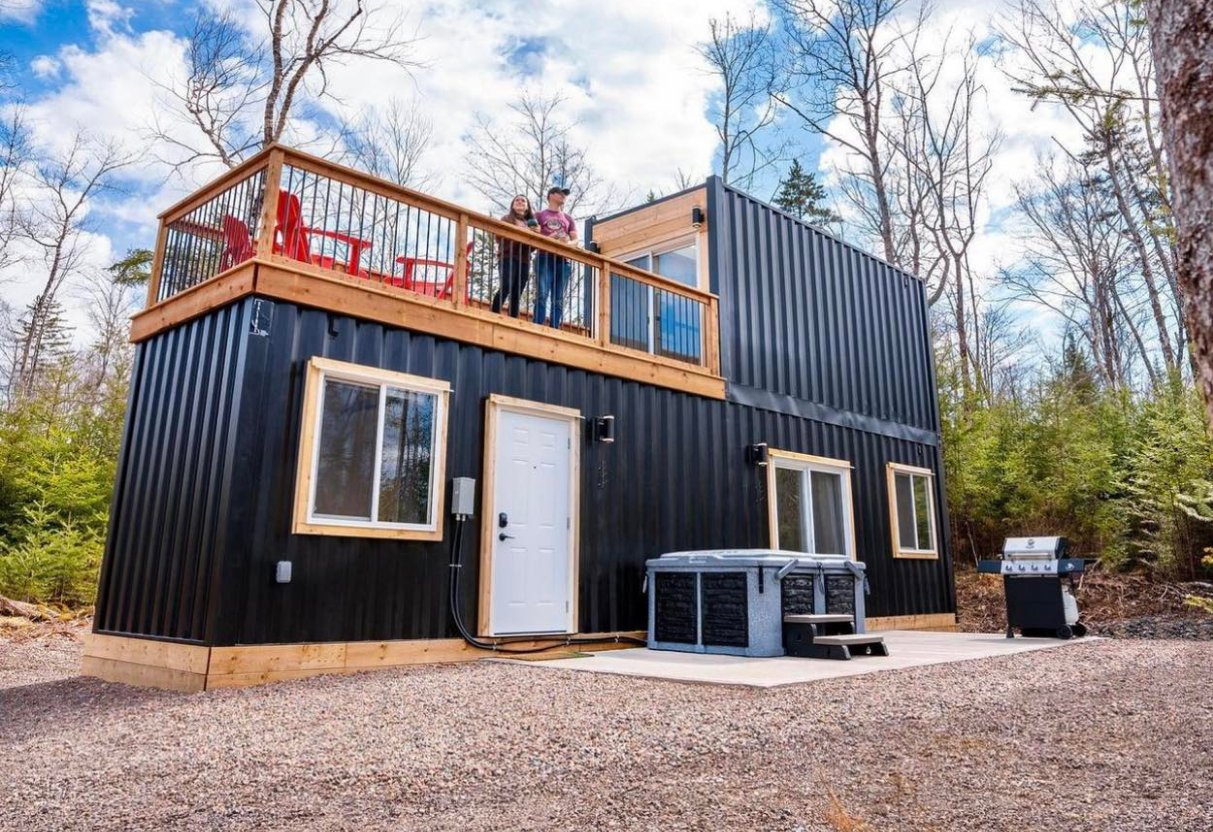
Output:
[533, 185, 576, 329]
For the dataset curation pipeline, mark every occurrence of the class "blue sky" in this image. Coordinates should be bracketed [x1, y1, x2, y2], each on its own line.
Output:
[0, 0, 1096, 356]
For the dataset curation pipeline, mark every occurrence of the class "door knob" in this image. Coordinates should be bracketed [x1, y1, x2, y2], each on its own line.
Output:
[498, 532, 515, 541]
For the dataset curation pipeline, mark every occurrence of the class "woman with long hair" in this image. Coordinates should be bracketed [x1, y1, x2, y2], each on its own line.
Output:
[492, 194, 538, 317]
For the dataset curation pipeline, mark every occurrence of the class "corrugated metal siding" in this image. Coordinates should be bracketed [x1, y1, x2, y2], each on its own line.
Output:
[94, 295, 954, 647]
[93, 302, 250, 642]
[208, 300, 952, 645]
[711, 180, 940, 434]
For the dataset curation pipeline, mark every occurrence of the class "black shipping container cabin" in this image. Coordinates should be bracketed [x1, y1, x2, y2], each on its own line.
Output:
[84, 145, 955, 691]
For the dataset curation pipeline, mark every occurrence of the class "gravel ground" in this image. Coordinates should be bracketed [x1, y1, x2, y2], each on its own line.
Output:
[0, 624, 86, 688]
[1, 636, 1211, 832]
[1092, 614, 1213, 640]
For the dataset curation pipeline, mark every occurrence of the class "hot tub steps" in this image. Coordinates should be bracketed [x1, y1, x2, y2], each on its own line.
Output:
[805, 634, 888, 660]
[782, 614, 854, 625]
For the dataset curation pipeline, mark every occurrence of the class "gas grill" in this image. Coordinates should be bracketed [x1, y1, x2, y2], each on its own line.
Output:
[978, 537, 1088, 639]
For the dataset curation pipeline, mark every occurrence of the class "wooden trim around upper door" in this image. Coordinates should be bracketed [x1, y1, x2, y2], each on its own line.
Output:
[477, 394, 581, 637]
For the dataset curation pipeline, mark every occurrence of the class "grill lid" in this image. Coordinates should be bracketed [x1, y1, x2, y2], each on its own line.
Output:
[1002, 536, 1069, 559]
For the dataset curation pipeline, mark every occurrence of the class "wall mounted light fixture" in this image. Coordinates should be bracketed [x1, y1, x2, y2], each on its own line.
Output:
[691, 206, 705, 229]
[747, 442, 769, 467]
[594, 415, 616, 444]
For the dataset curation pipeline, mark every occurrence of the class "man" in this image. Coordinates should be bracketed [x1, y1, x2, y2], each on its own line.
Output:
[533, 186, 577, 329]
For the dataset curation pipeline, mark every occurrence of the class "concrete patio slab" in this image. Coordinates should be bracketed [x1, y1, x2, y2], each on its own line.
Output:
[497, 631, 1092, 688]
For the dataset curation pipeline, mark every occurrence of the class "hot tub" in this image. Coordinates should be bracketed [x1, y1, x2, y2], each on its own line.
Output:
[645, 550, 868, 657]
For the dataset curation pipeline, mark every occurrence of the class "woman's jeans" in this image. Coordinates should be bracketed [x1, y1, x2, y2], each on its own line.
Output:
[492, 257, 529, 318]
[534, 252, 568, 329]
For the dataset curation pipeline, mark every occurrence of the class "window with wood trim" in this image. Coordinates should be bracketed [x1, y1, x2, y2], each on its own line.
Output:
[887, 463, 938, 559]
[766, 450, 856, 559]
[293, 357, 449, 540]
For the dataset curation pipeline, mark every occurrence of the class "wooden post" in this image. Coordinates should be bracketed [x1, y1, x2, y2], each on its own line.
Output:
[145, 223, 168, 308]
[705, 296, 720, 373]
[256, 148, 285, 256]
[597, 257, 611, 346]
[452, 212, 470, 307]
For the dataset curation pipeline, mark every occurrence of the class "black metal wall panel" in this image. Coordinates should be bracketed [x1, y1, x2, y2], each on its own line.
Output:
[94, 285, 955, 646]
[200, 299, 953, 646]
[709, 179, 940, 435]
[93, 301, 251, 642]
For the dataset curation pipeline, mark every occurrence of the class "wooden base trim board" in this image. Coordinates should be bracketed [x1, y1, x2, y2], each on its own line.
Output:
[866, 613, 958, 632]
[81, 631, 646, 691]
[81, 633, 210, 692]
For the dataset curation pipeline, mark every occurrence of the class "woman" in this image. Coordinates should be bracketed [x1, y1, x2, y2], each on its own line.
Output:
[492, 195, 538, 318]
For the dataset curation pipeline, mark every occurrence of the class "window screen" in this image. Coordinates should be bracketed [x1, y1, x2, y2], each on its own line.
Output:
[810, 471, 847, 555]
[377, 387, 437, 524]
[314, 380, 379, 519]
[775, 466, 805, 552]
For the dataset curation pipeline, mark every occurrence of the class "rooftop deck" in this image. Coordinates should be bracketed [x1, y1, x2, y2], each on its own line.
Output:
[134, 145, 723, 397]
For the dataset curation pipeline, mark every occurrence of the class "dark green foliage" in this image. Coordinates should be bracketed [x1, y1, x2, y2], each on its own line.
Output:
[107, 248, 154, 286]
[773, 160, 841, 228]
[940, 337, 1213, 579]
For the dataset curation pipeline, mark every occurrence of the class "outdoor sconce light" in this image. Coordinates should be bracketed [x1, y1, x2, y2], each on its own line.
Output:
[747, 442, 769, 467]
[587, 241, 600, 253]
[594, 415, 616, 444]
[691, 206, 705, 229]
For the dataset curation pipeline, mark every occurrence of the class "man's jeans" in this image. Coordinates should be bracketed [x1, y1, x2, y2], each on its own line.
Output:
[534, 252, 568, 329]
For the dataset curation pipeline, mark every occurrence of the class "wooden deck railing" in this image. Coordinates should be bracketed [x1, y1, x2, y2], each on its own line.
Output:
[147, 144, 720, 374]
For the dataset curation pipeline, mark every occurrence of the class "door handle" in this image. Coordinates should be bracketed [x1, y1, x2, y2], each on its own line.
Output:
[498, 532, 515, 541]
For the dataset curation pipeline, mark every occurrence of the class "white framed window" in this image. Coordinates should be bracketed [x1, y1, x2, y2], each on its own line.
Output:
[293, 357, 450, 540]
[766, 450, 856, 559]
[886, 462, 938, 559]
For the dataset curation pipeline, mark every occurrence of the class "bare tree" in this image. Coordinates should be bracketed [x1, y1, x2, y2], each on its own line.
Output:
[1146, 0, 1213, 427]
[1001, 0, 1182, 376]
[464, 92, 615, 217]
[771, 0, 912, 263]
[890, 30, 1000, 394]
[697, 11, 786, 188]
[340, 96, 435, 189]
[76, 273, 137, 409]
[151, 0, 422, 172]
[1003, 154, 1152, 389]
[0, 104, 29, 276]
[13, 133, 130, 398]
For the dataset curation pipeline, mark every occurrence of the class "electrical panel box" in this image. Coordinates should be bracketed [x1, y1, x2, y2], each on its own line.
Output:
[451, 477, 476, 517]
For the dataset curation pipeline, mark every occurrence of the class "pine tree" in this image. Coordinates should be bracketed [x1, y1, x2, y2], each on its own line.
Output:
[773, 160, 841, 228]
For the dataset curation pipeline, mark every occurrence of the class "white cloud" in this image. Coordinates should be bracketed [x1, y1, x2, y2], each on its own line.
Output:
[30, 56, 61, 79]
[0, 0, 44, 24]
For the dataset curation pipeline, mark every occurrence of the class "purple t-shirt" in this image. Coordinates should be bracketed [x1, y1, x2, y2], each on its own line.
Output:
[536, 209, 575, 242]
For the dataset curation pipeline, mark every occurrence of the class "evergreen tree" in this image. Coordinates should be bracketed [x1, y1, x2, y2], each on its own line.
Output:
[773, 160, 841, 228]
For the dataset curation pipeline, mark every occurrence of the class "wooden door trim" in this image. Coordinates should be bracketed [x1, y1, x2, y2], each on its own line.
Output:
[477, 394, 581, 637]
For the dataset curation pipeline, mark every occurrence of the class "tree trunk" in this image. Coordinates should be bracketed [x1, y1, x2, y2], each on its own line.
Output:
[1103, 141, 1178, 374]
[1147, 1, 1213, 427]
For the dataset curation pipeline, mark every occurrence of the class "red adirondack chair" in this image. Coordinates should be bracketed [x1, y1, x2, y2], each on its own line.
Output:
[218, 215, 256, 272]
[274, 192, 372, 276]
[396, 241, 473, 299]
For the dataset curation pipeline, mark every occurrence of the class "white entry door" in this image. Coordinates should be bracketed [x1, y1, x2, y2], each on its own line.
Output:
[488, 405, 575, 635]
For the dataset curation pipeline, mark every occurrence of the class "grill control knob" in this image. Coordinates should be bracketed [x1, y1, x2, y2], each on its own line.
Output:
[1031, 564, 1039, 572]
[1018, 564, 1026, 572]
